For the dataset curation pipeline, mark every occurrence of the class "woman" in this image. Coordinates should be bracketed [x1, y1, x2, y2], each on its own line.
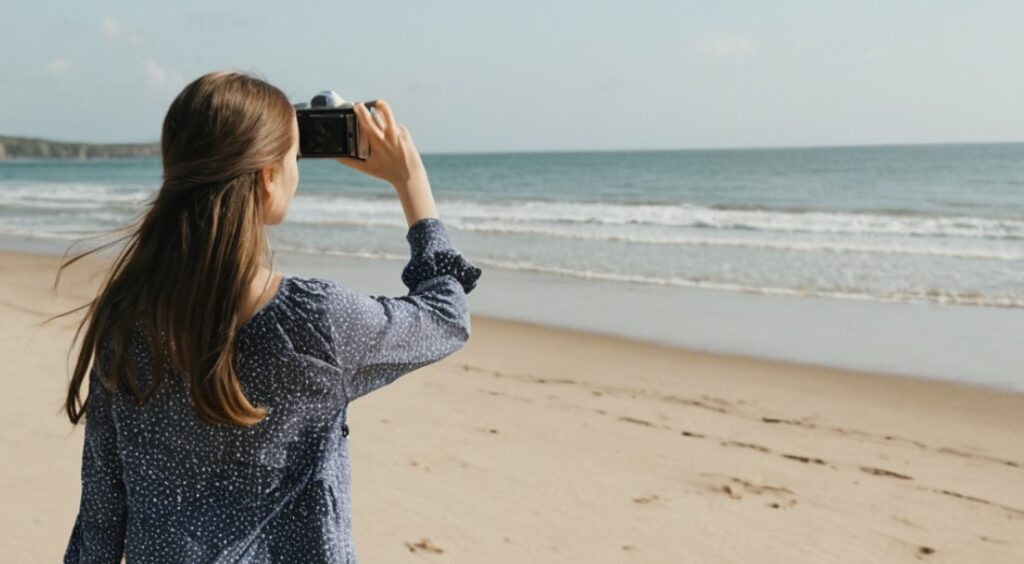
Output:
[55, 70, 482, 563]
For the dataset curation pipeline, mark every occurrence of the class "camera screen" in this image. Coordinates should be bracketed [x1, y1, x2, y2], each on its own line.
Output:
[297, 112, 351, 156]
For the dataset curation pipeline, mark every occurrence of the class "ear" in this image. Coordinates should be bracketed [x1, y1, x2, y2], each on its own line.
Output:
[259, 162, 280, 201]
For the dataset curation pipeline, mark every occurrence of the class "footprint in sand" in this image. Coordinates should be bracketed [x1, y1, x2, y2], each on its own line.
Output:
[761, 416, 813, 428]
[928, 488, 1024, 517]
[405, 538, 443, 554]
[632, 494, 660, 504]
[718, 478, 797, 508]
[860, 466, 913, 480]
[700, 394, 732, 406]
[781, 453, 827, 465]
[721, 440, 772, 453]
[936, 446, 1021, 469]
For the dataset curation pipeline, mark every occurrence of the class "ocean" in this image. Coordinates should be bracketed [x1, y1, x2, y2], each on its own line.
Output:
[1, 144, 1022, 391]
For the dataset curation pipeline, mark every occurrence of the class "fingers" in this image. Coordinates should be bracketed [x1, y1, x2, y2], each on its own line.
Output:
[375, 100, 400, 141]
[355, 103, 385, 141]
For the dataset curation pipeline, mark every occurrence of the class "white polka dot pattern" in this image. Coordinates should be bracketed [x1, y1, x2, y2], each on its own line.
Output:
[63, 217, 482, 563]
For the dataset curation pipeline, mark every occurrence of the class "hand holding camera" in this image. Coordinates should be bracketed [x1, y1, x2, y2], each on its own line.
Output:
[335, 100, 430, 194]
[295, 90, 436, 226]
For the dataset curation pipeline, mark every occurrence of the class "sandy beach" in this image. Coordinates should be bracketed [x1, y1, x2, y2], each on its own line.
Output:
[2, 248, 1022, 563]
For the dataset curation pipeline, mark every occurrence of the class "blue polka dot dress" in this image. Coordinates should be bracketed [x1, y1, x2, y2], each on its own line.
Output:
[63, 218, 482, 563]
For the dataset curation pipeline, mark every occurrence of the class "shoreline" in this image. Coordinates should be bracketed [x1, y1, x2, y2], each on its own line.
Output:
[3, 247, 1023, 562]
[3, 233, 1023, 395]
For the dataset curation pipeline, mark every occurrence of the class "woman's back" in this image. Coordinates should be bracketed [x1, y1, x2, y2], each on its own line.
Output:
[59, 71, 482, 564]
[65, 218, 481, 563]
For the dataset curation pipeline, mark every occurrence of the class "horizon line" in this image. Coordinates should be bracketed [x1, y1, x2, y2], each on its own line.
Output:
[2, 133, 1022, 157]
[425, 139, 1024, 156]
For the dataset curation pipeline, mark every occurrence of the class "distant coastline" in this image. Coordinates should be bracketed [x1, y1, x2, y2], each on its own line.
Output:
[0, 136, 159, 160]
[2, 134, 1022, 160]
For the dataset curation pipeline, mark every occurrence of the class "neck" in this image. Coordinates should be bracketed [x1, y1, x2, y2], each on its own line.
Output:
[239, 268, 280, 325]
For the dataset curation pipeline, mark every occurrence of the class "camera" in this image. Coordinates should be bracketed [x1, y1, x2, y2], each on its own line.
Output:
[294, 91, 380, 160]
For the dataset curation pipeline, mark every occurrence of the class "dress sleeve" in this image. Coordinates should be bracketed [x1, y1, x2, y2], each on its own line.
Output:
[64, 369, 128, 563]
[324, 217, 483, 402]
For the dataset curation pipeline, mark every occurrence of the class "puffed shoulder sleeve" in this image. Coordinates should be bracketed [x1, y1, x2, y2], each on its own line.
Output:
[322, 217, 482, 401]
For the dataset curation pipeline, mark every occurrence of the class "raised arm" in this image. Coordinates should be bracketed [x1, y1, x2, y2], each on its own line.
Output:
[327, 99, 483, 400]
[323, 217, 482, 401]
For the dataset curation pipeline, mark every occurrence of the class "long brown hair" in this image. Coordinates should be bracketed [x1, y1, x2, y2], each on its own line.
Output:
[49, 70, 296, 428]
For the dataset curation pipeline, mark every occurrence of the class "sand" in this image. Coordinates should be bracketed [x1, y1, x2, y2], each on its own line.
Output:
[1, 249, 1022, 563]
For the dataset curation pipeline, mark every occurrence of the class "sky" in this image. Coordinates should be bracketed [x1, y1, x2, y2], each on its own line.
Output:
[1, 1, 1023, 153]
